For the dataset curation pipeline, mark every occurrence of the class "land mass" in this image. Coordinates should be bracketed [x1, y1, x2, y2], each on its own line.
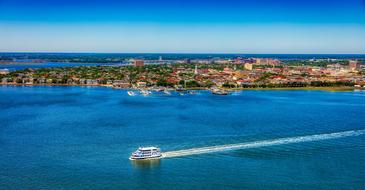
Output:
[1, 58, 364, 92]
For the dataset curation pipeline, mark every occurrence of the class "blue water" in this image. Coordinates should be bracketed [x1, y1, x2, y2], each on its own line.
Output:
[1, 86, 365, 190]
[2, 52, 365, 60]
[0, 62, 124, 71]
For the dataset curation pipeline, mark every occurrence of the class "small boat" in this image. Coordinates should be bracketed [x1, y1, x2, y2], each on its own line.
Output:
[211, 89, 229, 95]
[175, 85, 186, 92]
[129, 147, 162, 160]
[188, 90, 197, 95]
[155, 87, 165, 92]
[163, 89, 171, 95]
[140, 90, 151, 96]
[127, 91, 136, 96]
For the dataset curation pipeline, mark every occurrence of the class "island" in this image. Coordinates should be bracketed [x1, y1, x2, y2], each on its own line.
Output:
[1, 56, 364, 91]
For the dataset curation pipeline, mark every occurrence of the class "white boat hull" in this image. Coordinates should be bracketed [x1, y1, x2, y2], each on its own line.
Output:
[129, 155, 163, 160]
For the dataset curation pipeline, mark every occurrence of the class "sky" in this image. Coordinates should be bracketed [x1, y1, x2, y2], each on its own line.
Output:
[0, 0, 365, 53]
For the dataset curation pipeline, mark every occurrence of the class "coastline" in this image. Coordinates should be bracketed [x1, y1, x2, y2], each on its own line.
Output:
[0, 83, 356, 92]
[227, 86, 356, 92]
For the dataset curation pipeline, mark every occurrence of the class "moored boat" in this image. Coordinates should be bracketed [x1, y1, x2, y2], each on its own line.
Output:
[155, 87, 165, 92]
[140, 89, 151, 96]
[211, 88, 229, 95]
[188, 90, 197, 95]
[163, 89, 171, 95]
[129, 147, 162, 160]
[175, 85, 186, 92]
[127, 91, 136, 96]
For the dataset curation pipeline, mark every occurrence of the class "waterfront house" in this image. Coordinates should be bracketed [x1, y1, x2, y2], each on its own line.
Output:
[136, 81, 147, 88]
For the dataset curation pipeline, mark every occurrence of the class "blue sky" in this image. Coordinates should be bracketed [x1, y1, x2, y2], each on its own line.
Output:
[0, 0, 365, 53]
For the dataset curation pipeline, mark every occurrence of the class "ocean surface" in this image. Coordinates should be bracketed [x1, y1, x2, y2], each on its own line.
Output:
[0, 86, 365, 190]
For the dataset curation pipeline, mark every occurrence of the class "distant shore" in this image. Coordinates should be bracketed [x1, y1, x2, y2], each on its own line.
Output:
[0, 83, 357, 92]
[0, 62, 46, 65]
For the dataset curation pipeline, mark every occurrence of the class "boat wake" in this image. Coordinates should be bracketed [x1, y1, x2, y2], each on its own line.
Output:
[163, 129, 365, 158]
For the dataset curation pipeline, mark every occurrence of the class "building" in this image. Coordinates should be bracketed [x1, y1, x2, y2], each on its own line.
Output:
[112, 80, 130, 88]
[194, 65, 198, 75]
[254, 58, 268, 65]
[244, 63, 253, 71]
[136, 81, 147, 88]
[349, 60, 359, 71]
[134, 59, 144, 67]
[1, 77, 9, 83]
[0, 69, 9, 75]
[269, 59, 281, 66]
[214, 59, 230, 64]
[254, 58, 281, 66]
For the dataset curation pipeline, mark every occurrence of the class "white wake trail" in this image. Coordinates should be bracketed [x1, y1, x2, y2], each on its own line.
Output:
[163, 129, 365, 158]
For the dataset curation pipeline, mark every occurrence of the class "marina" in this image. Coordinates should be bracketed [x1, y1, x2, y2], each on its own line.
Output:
[125, 87, 231, 97]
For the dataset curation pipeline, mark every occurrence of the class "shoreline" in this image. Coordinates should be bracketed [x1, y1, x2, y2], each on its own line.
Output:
[0, 83, 357, 92]
[226, 86, 356, 92]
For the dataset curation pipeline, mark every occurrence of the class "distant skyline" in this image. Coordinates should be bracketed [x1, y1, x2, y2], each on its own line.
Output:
[1, 0, 365, 53]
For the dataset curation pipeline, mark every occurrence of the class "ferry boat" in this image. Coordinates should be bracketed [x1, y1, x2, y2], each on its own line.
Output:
[129, 147, 163, 160]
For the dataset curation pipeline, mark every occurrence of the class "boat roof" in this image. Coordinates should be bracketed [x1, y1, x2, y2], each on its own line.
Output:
[139, 146, 159, 150]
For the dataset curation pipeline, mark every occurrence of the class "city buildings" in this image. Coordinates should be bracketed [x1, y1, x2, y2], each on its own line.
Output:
[0, 69, 9, 75]
[349, 60, 359, 71]
[134, 59, 145, 67]
[0, 56, 364, 89]
[244, 63, 253, 70]
[254, 58, 281, 66]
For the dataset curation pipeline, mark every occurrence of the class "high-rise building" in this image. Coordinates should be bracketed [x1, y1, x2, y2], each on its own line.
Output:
[134, 59, 144, 67]
[349, 60, 359, 71]
[244, 63, 253, 70]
